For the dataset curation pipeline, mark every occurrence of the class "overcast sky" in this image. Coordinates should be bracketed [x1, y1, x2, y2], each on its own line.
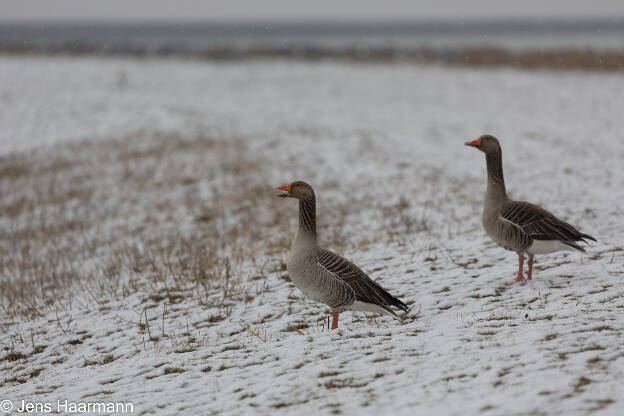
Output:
[1, 0, 624, 21]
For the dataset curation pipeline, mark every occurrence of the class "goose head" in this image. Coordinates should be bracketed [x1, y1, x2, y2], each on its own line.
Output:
[276, 181, 315, 200]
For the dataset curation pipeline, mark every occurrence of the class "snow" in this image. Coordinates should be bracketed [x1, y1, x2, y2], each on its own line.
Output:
[1, 55, 623, 415]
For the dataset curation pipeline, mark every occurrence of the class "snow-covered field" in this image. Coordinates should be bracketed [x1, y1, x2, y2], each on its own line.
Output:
[1, 56, 623, 415]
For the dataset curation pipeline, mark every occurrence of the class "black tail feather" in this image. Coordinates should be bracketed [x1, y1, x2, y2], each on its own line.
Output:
[579, 233, 597, 243]
[391, 295, 408, 312]
[379, 304, 399, 317]
[562, 240, 586, 252]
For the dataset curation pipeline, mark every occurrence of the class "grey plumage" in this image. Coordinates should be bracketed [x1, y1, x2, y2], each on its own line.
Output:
[317, 248, 407, 316]
[277, 181, 407, 325]
[466, 135, 595, 283]
[496, 201, 596, 253]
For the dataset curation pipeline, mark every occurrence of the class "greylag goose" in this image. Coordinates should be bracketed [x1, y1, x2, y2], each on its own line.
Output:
[277, 181, 407, 329]
[465, 135, 596, 285]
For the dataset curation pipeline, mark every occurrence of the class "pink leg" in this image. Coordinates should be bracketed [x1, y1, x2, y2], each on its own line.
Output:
[527, 257, 533, 280]
[331, 311, 339, 330]
[506, 254, 526, 286]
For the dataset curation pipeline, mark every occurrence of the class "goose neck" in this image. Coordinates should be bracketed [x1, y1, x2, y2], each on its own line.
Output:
[297, 195, 317, 244]
[485, 148, 507, 202]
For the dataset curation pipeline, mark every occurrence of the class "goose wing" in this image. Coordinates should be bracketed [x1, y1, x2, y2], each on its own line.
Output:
[317, 248, 407, 314]
[499, 201, 596, 248]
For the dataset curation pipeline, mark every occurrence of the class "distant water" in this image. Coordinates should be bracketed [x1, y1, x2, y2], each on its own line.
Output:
[1, 20, 623, 54]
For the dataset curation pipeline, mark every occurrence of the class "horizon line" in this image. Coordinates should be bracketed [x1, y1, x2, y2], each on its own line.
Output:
[1, 16, 623, 25]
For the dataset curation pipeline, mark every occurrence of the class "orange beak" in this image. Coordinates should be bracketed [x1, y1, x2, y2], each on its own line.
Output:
[276, 184, 291, 192]
[276, 183, 291, 198]
[464, 138, 481, 147]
